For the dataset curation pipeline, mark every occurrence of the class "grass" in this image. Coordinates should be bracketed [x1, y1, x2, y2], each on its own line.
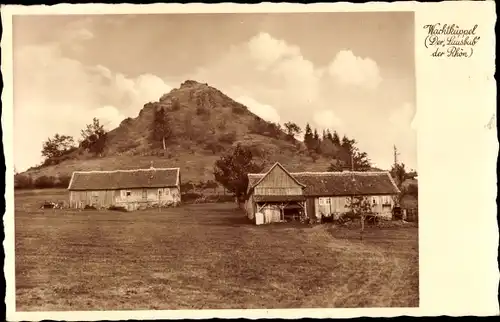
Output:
[15, 189, 419, 311]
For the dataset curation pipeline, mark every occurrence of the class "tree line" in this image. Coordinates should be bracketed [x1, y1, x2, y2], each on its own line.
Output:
[40, 117, 108, 167]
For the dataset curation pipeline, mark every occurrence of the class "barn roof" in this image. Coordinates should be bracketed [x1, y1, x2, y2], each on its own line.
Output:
[68, 168, 180, 191]
[248, 170, 400, 197]
[253, 195, 306, 202]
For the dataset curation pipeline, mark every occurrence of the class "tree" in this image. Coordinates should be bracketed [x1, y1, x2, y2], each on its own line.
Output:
[390, 162, 409, 206]
[303, 123, 314, 150]
[390, 162, 408, 188]
[332, 131, 341, 145]
[213, 144, 264, 204]
[151, 107, 172, 150]
[41, 134, 75, 161]
[80, 118, 107, 156]
[325, 129, 333, 142]
[345, 194, 373, 240]
[340, 135, 371, 171]
[283, 122, 301, 140]
[312, 129, 321, 153]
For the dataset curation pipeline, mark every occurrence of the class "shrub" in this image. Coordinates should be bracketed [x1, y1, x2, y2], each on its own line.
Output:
[14, 173, 34, 189]
[205, 141, 225, 154]
[34, 175, 57, 189]
[196, 106, 209, 116]
[171, 100, 181, 111]
[218, 131, 237, 144]
[232, 106, 245, 114]
[84, 205, 97, 210]
[181, 192, 203, 203]
[181, 181, 196, 192]
[55, 175, 72, 188]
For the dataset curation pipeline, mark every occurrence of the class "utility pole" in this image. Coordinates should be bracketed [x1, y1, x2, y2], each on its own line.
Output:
[393, 145, 400, 167]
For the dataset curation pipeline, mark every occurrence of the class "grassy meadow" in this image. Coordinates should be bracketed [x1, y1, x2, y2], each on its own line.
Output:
[15, 189, 419, 310]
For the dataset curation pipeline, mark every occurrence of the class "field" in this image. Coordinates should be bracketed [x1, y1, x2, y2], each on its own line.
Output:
[15, 189, 419, 311]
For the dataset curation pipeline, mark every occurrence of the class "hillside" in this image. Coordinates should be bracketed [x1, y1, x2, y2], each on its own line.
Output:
[21, 80, 340, 184]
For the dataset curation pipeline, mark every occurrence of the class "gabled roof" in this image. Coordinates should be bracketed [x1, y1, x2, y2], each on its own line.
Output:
[68, 168, 180, 191]
[250, 162, 306, 189]
[248, 169, 400, 197]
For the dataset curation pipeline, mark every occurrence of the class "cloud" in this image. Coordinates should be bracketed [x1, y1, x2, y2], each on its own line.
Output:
[13, 43, 172, 171]
[328, 50, 382, 89]
[94, 105, 126, 130]
[312, 109, 342, 130]
[389, 102, 416, 130]
[235, 96, 281, 124]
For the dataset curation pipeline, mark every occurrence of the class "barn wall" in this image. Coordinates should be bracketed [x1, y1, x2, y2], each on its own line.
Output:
[69, 186, 181, 209]
[314, 195, 396, 219]
[254, 165, 303, 196]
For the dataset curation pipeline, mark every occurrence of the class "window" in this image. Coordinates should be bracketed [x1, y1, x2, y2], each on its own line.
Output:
[158, 189, 162, 196]
[372, 197, 377, 205]
[319, 197, 330, 205]
[142, 189, 147, 199]
[126, 191, 131, 197]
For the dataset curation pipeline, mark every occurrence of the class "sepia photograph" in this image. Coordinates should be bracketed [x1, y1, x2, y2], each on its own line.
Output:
[2, 1, 498, 320]
[9, 10, 420, 312]
[9, 10, 421, 312]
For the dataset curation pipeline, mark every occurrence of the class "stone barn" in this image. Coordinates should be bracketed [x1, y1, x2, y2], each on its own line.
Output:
[67, 167, 181, 210]
[245, 162, 400, 224]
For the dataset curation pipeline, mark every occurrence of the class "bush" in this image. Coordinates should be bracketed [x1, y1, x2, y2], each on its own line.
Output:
[249, 118, 282, 138]
[14, 173, 34, 189]
[196, 106, 209, 116]
[218, 131, 237, 144]
[232, 106, 245, 114]
[34, 175, 57, 189]
[181, 192, 203, 203]
[84, 205, 97, 210]
[55, 175, 72, 188]
[205, 141, 225, 154]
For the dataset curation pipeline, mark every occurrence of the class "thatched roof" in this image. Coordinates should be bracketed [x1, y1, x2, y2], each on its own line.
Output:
[248, 163, 400, 197]
[68, 168, 180, 191]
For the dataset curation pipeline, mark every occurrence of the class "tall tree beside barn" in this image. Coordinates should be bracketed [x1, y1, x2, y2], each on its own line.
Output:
[151, 106, 172, 150]
[213, 144, 264, 205]
[339, 135, 371, 171]
[80, 118, 107, 156]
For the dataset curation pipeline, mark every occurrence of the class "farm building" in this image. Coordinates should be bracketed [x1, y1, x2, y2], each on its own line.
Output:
[67, 167, 181, 210]
[245, 162, 400, 224]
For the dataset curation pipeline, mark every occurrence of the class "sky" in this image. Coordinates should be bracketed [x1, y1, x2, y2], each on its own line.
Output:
[12, 12, 416, 172]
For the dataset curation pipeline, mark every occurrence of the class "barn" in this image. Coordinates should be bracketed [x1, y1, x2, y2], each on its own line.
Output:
[245, 162, 400, 224]
[67, 167, 181, 210]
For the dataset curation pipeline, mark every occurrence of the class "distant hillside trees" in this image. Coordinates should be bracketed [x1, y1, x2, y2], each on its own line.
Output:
[14, 173, 72, 189]
[41, 134, 76, 165]
[150, 106, 172, 150]
[80, 117, 108, 156]
[301, 122, 371, 171]
[390, 162, 418, 206]
[213, 144, 264, 204]
[283, 122, 301, 140]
